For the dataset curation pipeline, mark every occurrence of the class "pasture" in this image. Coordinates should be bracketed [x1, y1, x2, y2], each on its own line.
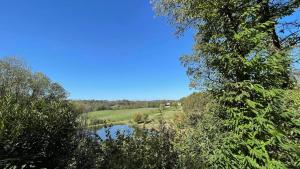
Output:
[83, 107, 181, 128]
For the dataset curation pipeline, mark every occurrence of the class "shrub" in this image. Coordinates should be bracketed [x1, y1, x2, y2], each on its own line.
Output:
[96, 124, 180, 169]
[90, 119, 105, 126]
[133, 112, 143, 123]
[133, 112, 150, 124]
[0, 57, 79, 168]
[181, 92, 212, 114]
[180, 92, 213, 126]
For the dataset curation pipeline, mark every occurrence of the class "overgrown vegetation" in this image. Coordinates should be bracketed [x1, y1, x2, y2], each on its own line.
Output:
[180, 92, 213, 126]
[0, 57, 79, 168]
[1, 0, 300, 168]
[94, 124, 179, 169]
[133, 112, 150, 123]
[153, 0, 300, 168]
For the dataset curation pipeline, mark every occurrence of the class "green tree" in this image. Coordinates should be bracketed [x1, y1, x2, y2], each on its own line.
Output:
[153, 0, 300, 168]
[0, 57, 79, 168]
[181, 92, 213, 126]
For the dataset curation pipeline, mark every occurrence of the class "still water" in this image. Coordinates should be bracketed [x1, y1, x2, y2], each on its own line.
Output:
[96, 125, 134, 140]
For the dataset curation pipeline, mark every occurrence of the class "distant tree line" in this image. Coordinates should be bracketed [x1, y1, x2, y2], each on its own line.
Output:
[72, 99, 174, 113]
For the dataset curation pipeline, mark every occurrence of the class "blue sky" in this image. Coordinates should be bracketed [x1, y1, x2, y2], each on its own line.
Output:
[0, 1, 298, 100]
[0, 0, 195, 100]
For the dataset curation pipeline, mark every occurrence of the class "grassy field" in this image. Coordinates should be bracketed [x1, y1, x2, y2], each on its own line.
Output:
[83, 107, 181, 128]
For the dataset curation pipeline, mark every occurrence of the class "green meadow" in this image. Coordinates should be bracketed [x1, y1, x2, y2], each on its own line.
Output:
[84, 107, 181, 128]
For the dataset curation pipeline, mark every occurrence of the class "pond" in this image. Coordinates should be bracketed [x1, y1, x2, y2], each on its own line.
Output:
[96, 125, 134, 140]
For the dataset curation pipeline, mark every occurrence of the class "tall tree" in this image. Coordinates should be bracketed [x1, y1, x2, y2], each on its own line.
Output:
[153, 0, 300, 168]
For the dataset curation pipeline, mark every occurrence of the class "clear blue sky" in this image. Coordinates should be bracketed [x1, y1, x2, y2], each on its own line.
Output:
[0, 0, 195, 100]
[0, 1, 298, 100]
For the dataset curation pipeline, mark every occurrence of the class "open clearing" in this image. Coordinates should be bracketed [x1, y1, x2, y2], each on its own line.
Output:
[84, 107, 181, 128]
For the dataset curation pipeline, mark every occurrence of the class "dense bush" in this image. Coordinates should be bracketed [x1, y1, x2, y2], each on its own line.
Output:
[133, 112, 150, 124]
[0, 57, 79, 168]
[67, 123, 180, 169]
[181, 92, 211, 113]
[176, 88, 300, 168]
[180, 92, 213, 126]
[90, 119, 106, 126]
[96, 124, 179, 169]
[67, 133, 102, 169]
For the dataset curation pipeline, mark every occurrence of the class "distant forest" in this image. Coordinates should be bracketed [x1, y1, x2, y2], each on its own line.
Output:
[72, 99, 175, 113]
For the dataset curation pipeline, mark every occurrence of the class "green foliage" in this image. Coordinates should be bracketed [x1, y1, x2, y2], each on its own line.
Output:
[215, 82, 300, 168]
[133, 112, 142, 123]
[154, 0, 300, 168]
[285, 89, 300, 107]
[153, 0, 299, 88]
[181, 92, 213, 126]
[96, 124, 179, 169]
[0, 57, 67, 100]
[0, 57, 79, 168]
[133, 112, 149, 124]
[68, 134, 102, 169]
[174, 100, 222, 168]
[181, 92, 211, 113]
[90, 118, 106, 126]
